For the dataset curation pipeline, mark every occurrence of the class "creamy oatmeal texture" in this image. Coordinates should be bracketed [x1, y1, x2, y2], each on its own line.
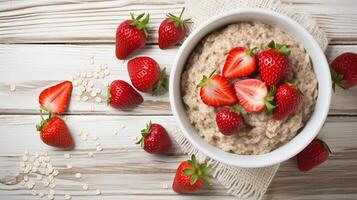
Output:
[181, 22, 318, 155]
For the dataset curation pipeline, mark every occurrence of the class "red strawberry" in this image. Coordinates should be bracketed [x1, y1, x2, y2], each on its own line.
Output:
[258, 41, 292, 88]
[330, 52, 357, 90]
[127, 56, 167, 93]
[234, 79, 275, 112]
[116, 13, 149, 59]
[36, 113, 74, 149]
[172, 155, 213, 193]
[297, 139, 331, 172]
[198, 73, 238, 107]
[222, 47, 257, 79]
[216, 107, 244, 135]
[39, 81, 73, 114]
[107, 80, 143, 110]
[158, 8, 192, 49]
[274, 83, 303, 120]
[136, 122, 172, 154]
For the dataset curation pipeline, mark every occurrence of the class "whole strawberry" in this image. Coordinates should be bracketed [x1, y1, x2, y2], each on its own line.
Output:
[39, 81, 73, 114]
[158, 8, 192, 49]
[216, 107, 244, 135]
[330, 52, 357, 90]
[274, 83, 303, 120]
[136, 122, 172, 154]
[172, 155, 213, 193]
[107, 80, 143, 110]
[297, 139, 331, 172]
[198, 72, 238, 107]
[116, 13, 149, 59]
[222, 47, 257, 79]
[127, 56, 167, 94]
[258, 41, 291, 88]
[36, 113, 74, 149]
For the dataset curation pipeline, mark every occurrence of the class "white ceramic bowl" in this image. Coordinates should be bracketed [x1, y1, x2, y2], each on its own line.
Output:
[169, 8, 331, 168]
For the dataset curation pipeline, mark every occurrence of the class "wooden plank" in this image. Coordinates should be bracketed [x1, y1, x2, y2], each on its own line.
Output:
[1, 44, 356, 115]
[0, 0, 356, 43]
[0, 115, 356, 199]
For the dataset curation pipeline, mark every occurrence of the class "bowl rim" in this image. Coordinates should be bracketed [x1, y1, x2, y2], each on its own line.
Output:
[169, 8, 331, 168]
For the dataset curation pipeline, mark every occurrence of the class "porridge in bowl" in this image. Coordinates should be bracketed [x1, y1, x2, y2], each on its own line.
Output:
[181, 22, 318, 155]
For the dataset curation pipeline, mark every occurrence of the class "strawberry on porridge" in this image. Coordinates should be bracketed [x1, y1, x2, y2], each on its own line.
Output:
[181, 22, 318, 155]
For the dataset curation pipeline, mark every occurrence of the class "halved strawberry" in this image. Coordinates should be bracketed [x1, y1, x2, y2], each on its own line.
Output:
[234, 79, 275, 112]
[39, 81, 73, 114]
[222, 47, 257, 79]
[198, 73, 238, 107]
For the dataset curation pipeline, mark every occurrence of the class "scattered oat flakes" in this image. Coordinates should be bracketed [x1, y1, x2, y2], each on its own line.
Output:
[98, 72, 105, 78]
[95, 88, 101, 93]
[82, 80, 88, 86]
[78, 78, 83, 84]
[64, 194, 72, 200]
[113, 130, 118, 135]
[90, 91, 97, 97]
[96, 145, 103, 152]
[66, 164, 72, 169]
[95, 66, 101, 72]
[86, 72, 92, 78]
[23, 175, 29, 182]
[95, 188, 101, 195]
[27, 180, 35, 189]
[75, 173, 82, 179]
[64, 154, 71, 159]
[95, 97, 102, 103]
[48, 194, 54, 200]
[86, 87, 92, 92]
[79, 86, 86, 92]
[162, 183, 168, 189]
[23, 155, 28, 161]
[88, 152, 94, 157]
[31, 189, 37, 196]
[37, 174, 43, 180]
[104, 69, 110, 76]
[80, 71, 86, 78]
[53, 170, 59, 176]
[82, 96, 89, 102]
[49, 183, 56, 189]
[10, 84, 16, 92]
[82, 183, 88, 190]
[39, 192, 45, 197]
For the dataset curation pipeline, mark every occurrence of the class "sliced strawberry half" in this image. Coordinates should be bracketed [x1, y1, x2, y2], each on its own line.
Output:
[234, 79, 275, 112]
[198, 73, 238, 107]
[222, 47, 257, 79]
[39, 81, 73, 114]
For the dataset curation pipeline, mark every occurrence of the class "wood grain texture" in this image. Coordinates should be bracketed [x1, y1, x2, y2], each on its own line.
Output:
[0, 115, 356, 200]
[0, 44, 356, 115]
[0, 0, 356, 43]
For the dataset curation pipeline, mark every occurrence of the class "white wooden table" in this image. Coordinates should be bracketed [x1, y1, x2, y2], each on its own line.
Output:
[0, 0, 357, 199]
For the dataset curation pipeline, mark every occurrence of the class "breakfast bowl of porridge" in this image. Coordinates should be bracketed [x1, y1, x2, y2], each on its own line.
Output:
[169, 8, 331, 168]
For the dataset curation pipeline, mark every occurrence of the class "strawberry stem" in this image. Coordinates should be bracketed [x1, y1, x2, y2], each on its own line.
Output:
[36, 110, 52, 132]
[152, 68, 168, 95]
[183, 155, 213, 186]
[129, 13, 150, 37]
[330, 67, 347, 91]
[166, 8, 193, 29]
[106, 85, 111, 105]
[264, 86, 276, 113]
[136, 121, 152, 148]
[268, 40, 291, 56]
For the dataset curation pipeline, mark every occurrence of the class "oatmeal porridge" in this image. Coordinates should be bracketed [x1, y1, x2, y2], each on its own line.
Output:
[181, 22, 318, 155]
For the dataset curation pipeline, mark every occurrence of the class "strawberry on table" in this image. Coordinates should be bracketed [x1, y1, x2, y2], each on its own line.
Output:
[234, 79, 275, 113]
[258, 40, 292, 88]
[274, 83, 303, 120]
[172, 155, 213, 193]
[222, 47, 257, 79]
[116, 13, 150, 59]
[39, 81, 73, 114]
[330, 52, 357, 90]
[198, 72, 238, 107]
[127, 56, 167, 94]
[297, 139, 331, 172]
[136, 122, 172, 154]
[107, 80, 143, 110]
[216, 107, 244, 135]
[36, 112, 74, 149]
[158, 8, 192, 49]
